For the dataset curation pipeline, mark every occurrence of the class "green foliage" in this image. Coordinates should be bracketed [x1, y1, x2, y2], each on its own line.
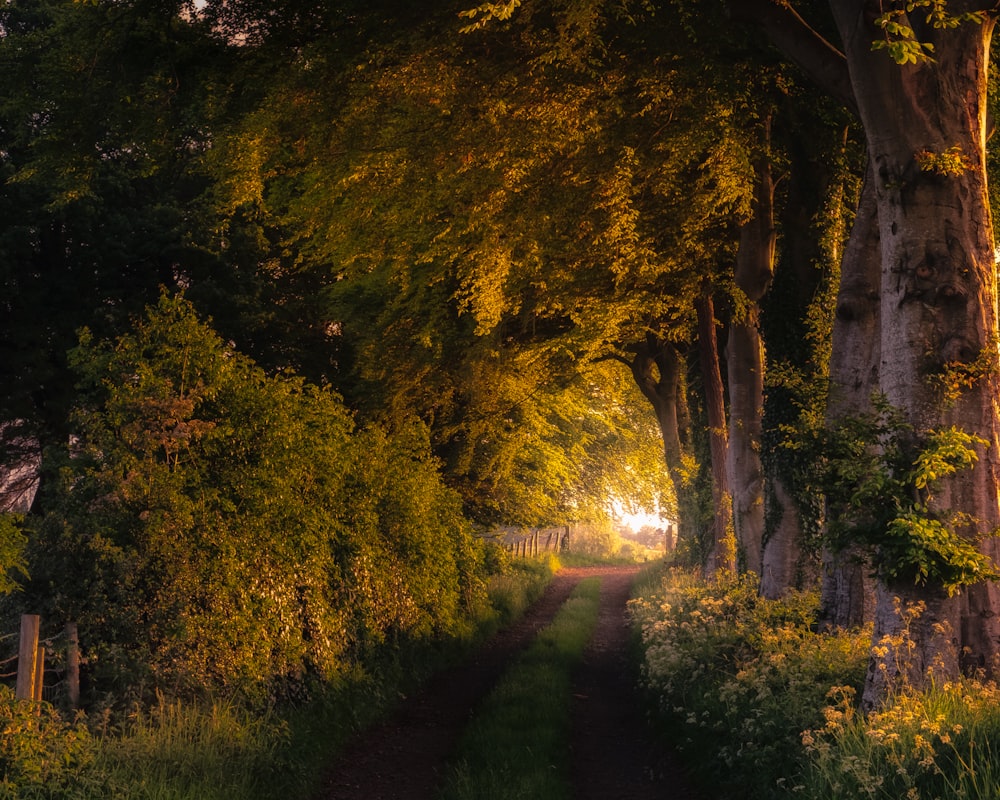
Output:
[25, 293, 482, 697]
[915, 145, 974, 176]
[0, 516, 27, 596]
[0, 687, 102, 799]
[335, 422, 485, 650]
[872, 1, 989, 64]
[438, 578, 601, 800]
[926, 339, 999, 406]
[632, 568, 870, 798]
[203, 0, 744, 527]
[0, 0, 236, 445]
[814, 397, 996, 594]
[458, 1, 522, 33]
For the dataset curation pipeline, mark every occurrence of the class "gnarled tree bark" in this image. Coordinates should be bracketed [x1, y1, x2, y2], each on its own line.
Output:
[818, 162, 880, 630]
[829, 2, 1000, 708]
[627, 336, 695, 544]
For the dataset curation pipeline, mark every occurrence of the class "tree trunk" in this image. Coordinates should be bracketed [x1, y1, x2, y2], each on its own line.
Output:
[697, 287, 734, 576]
[726, 315, 765, 575]
[630, 336, 685, 485]
[760, 480, 804, 598]
[629, 337, 697, 544]
[830, 3, 1000, 706]
[818, 162, 880, 630]
[727, 157, 775, 577]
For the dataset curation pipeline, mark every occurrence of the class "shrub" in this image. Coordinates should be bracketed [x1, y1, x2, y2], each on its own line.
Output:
[0, 516, 26, 596]
[0, 687, 103, 799]
[631, 568, 869, 798]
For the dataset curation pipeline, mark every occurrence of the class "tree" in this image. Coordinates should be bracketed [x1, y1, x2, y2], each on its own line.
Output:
[0, 0, 235, 465]
[201, 1, 707, 527]
[736, 0, 1000, 705]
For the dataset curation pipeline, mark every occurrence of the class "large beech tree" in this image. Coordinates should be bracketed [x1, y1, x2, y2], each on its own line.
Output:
[738, 0, 1000, 705]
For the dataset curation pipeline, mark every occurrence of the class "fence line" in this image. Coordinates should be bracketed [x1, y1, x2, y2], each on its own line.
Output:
[488, 525, 568, 558]
[1, 614, 79, 707]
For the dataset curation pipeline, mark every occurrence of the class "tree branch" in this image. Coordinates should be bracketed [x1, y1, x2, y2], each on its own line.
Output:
[726, 0, 857, 115]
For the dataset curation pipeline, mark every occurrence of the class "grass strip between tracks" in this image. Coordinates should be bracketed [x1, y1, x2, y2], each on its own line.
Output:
[436, 576, 602, 800]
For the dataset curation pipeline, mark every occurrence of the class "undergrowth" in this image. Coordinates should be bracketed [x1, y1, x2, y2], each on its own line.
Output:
[632, 566, 1000, 799]
[631, 567, 869, 798]
[0, 556, 556, 799]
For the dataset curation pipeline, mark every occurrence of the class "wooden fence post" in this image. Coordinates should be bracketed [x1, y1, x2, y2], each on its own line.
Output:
[33, 645, 44, 702]
[15, 614, 39, 700]
[66, 622, 80, 709]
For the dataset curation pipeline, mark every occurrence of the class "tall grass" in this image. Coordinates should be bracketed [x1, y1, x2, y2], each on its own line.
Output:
[484, 554, 559, 625]
[437, 577, 602, 800]
[796, 678, 1000, 798]
[93, 695, 291, 800]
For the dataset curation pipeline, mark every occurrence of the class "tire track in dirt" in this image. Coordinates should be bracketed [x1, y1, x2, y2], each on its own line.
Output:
[569, 565, 703, 800]
[314, 568, 587, 800]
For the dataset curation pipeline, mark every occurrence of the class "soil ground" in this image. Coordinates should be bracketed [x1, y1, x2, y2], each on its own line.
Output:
[313, 564, 702, 800]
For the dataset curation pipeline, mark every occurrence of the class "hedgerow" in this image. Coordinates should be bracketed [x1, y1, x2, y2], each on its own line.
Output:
[21, 292, 484, 700]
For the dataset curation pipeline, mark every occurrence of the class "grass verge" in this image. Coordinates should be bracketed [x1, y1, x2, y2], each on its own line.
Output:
[0, 557, 557, 800]
[436, 576, 601, 800]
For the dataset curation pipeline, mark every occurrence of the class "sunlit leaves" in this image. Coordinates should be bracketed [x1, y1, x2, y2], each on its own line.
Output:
[178, 0, 759, 528]
[28, 294, 481, 694]
[811, 397, 996, 594]
[458, 0, 522, 33]
[0, 515, 27, 596]
[872, 0, 989, 64]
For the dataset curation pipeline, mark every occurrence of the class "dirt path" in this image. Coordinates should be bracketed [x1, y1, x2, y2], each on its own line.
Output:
[313, 565, 701, 800]
[570, 565, 703, 800]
